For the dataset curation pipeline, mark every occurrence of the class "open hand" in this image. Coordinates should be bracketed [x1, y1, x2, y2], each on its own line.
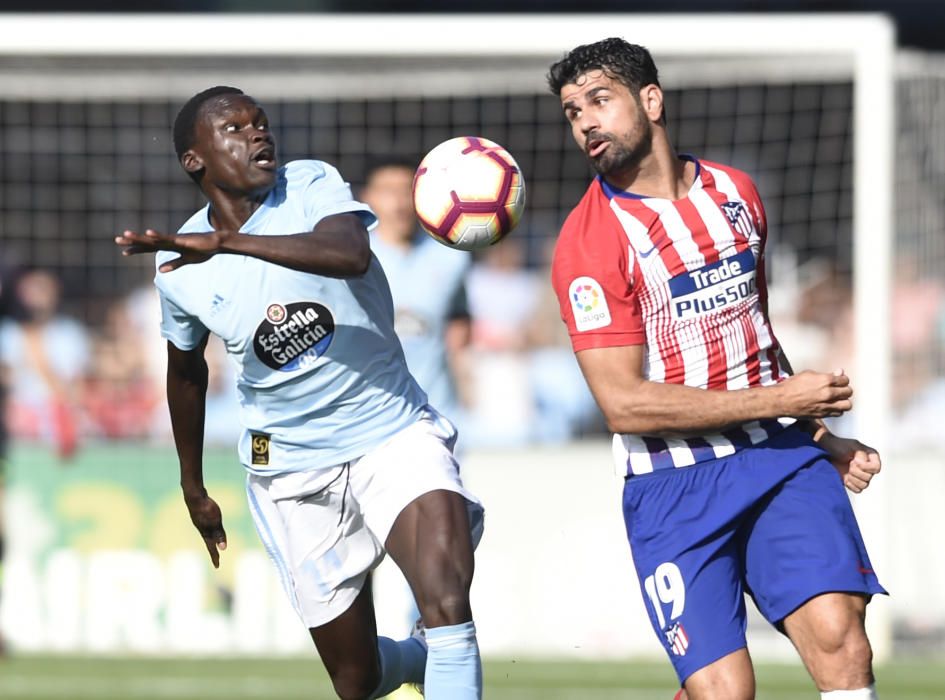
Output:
[115, 229, 222, 272]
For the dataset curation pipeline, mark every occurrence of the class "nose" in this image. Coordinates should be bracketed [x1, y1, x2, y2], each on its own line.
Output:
[577, 112, 599, 138]
[251, 127, 272, 143]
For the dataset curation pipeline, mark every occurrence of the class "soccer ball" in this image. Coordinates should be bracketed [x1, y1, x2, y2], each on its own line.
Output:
[412, 136, 525, 251]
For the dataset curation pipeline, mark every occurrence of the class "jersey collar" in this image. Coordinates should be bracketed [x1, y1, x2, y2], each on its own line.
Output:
[598, 154, 701, 201]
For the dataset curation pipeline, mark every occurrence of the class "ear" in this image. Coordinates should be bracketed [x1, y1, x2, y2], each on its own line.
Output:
[639, 84, 665, 123]
[181, 149, 204, 176]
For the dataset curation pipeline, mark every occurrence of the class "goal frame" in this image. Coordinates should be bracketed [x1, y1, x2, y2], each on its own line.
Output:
[0, 11, 896, 659]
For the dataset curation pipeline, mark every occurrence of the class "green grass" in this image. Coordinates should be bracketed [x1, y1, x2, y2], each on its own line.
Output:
[0, 655, 943, 699]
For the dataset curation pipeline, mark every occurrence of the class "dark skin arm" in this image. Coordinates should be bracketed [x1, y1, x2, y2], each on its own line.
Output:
[777, 351, 882, 494]
[115, 212, 372, 277]
[167, 335, 227, 568]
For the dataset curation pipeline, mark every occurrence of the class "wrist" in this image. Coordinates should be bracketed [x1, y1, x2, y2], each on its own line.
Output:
[181, 482, 207, 503]
[798, 419, 830, 443]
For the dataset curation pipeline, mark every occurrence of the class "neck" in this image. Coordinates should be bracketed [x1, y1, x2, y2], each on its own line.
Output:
[204, 188, 268, 231]
[606, 135, 692, 200]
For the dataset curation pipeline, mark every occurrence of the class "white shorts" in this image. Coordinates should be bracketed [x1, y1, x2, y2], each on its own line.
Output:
[245, 407, 484, 628]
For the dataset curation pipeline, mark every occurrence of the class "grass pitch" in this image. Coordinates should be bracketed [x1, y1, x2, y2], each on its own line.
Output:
[0, 655, 943, 699]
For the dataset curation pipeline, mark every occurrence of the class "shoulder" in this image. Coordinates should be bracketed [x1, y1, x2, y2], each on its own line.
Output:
[157, 206, 210, 281]
[176, 205, 210, 234]
[700, 159, 761, 196]
[556, 180, 622, 259]
[283, 159, 341, 186]
[552, 181, 627, 292]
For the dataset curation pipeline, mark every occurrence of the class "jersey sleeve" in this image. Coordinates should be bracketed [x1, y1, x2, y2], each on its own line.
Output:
[155, 281, 208, 351]
[551, 196, 644, 352]
[296, 160, 378, 232]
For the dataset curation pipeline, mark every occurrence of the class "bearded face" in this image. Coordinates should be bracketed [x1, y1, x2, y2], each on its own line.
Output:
[560, 70, 657, 181]
[584, 103, 653, 177]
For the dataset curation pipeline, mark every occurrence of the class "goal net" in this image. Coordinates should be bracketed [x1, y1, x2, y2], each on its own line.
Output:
[3, 13, 934, 661]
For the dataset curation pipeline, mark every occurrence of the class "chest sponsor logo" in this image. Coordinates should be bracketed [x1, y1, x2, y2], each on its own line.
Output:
[253, 301, 335, 371]
[668, 249, 757, 320]
[720, 201, 754, 237]
[569, 276, 611, 331]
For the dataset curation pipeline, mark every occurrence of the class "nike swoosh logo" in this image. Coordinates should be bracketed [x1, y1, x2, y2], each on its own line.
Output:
[639, 247, 657, 258]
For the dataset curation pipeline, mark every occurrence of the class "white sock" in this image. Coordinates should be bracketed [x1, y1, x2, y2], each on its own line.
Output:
[821, 684, 878, 699]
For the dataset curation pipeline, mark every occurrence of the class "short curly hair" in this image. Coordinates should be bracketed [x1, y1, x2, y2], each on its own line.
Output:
[547, 37, 660, 97]
[172, 86, 245, 184]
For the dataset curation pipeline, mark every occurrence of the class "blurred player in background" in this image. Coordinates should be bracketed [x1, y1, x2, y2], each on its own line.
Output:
[362, 156, 472, 442]
[115, 86, 484, 700]
[0, 269, 86, 460]
[548, 39, 884, 700]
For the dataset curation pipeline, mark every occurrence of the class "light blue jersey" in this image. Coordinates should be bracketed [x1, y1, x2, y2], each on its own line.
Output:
[371, 233, 470, 420]
[156, 160, 428, 475]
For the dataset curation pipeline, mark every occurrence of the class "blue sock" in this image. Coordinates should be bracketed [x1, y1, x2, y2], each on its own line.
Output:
[424, 621, 482, 699]
[369, 635, 426, 699]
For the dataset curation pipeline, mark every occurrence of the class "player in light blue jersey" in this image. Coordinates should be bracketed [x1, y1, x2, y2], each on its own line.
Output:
[115, 87, 484, 700]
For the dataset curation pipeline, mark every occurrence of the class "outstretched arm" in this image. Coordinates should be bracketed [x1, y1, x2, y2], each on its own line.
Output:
[116, 212, 371, 278]
[575, 344, 853, 437]
[167, 336, 228, 568]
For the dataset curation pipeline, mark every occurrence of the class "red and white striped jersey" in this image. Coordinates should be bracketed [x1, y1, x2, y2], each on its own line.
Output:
[551, 156, 794, 477]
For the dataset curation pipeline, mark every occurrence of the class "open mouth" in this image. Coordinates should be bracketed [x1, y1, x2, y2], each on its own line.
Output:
[251, 147, 276, 170]
[587, 138, 610, 159]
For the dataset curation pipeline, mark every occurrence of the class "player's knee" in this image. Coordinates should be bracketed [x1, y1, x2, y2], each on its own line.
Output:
[328, 664, 381, 700]
[685, 670, 755, 700]
[811, 614, 871, 660]
[809, 624, 873, 689]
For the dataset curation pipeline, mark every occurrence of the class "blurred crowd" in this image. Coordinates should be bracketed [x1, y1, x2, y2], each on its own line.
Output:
[2, 246, 944, 461]
[2, 208, 944, 460]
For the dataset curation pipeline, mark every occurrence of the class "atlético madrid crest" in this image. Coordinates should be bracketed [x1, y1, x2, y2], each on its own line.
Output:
[666, 621, 690, 656]
[720, 201, 753, 237]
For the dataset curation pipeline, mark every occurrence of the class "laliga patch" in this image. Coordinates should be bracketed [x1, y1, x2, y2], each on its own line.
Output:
[251, 433, 270, 466]
[569, 276, 612, 331]
[253, 301, 335, 371]
[668, 249, 757, 320]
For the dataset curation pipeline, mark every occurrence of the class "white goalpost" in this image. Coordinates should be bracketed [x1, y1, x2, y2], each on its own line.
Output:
[0, 13, 896, 661]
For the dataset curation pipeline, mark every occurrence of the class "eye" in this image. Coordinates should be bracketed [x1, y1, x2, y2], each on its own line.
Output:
[224, 123, 239, 133]
[257, 123, 269, 131]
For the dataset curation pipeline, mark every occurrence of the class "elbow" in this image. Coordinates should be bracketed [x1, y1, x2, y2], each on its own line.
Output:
[342, 232, 372, 277]
[351, 244, 372, 276]
[601, 401, 655, 435]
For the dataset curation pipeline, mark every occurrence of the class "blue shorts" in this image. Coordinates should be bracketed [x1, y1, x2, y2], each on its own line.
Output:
[622, 426, 886, 683]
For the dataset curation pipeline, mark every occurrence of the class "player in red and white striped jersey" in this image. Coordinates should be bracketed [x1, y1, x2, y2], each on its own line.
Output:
[549, 38, 884, 700]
